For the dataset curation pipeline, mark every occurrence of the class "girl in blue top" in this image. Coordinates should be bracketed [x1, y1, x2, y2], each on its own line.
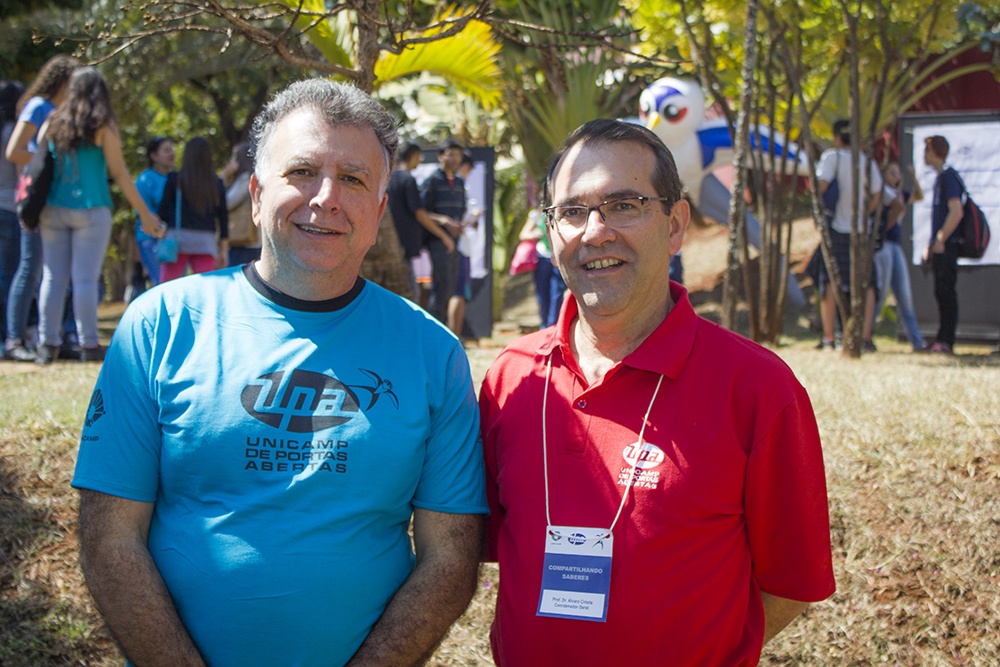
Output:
[34, 67, 165, 364]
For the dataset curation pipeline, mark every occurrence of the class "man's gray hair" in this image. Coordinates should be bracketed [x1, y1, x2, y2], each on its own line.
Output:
[249, 78, 399, 188]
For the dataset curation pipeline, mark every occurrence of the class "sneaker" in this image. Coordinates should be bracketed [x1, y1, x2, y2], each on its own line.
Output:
[34, 344, 60, 365]
[926, 341, 953, 355]
[80, 346, 105, 363]
[814, 339, 836, 351]
[4, 344, 36, 362]
[862, 340, 877, 353]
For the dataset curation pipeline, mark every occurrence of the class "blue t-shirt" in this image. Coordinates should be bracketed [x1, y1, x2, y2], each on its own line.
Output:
[932, 168, 963, 244]
[72, 266, 488, 666]
[135, 168, 169, 241]
[17, 96, 54, 153]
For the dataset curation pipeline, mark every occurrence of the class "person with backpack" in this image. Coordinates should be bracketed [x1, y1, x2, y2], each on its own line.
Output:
[921, 135, 963, 354]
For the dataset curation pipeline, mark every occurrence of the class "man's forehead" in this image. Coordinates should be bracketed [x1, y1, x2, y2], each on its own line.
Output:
[267, 109, 382, 163]
[554, 140, 654, 193]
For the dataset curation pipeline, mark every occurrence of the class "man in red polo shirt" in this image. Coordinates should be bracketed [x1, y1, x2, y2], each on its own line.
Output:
[479, 118, 835, 666]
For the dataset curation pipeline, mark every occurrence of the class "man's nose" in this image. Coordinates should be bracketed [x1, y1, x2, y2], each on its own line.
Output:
[580, 206, 614, 244]
[311, 176, 341, 211]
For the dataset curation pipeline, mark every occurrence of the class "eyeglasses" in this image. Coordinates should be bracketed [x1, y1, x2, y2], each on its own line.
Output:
[543, 196, 674, 230]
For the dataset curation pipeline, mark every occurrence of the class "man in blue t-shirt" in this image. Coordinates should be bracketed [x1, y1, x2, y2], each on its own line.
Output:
[921, 135, 964, 354]
[73, 79, 487, 667]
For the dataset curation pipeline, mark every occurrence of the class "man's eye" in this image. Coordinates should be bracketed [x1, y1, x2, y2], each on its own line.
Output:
[610, 199, 640, 213]
[560, 207, 586, 219]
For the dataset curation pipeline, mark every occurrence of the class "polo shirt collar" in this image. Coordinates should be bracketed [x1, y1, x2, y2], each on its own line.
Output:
[535, 282, 697, 380]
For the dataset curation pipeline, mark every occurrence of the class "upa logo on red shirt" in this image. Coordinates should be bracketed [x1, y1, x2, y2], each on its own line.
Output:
[619, 441, 665, 489]
[622, 442, 665, 469]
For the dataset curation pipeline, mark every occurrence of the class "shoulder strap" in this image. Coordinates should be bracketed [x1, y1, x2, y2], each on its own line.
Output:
[175, 181, 182, 229]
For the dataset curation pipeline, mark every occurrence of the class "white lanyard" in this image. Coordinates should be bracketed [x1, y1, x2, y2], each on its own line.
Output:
[541, 354, 664, 532]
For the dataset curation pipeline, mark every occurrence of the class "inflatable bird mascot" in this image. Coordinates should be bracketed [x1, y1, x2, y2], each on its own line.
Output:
[639, 77, 809, 309]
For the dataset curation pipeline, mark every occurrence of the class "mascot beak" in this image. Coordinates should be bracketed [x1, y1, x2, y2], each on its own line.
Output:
[646, 114, 661, 131]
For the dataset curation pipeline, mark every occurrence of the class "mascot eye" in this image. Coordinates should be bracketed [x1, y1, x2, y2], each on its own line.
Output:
[663, 104, 684, 121]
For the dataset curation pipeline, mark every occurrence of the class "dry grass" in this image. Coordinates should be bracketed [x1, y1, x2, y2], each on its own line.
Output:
[2, 224, 999, 664]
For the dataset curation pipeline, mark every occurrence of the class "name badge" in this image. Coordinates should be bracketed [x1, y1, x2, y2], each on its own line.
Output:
[537, 525, 613, 622]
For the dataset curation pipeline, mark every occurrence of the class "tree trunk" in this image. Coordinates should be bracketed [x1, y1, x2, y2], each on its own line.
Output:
[722, 0, 760, 332]
[354, 0, 381, 93]
[359, 207, 415, 299]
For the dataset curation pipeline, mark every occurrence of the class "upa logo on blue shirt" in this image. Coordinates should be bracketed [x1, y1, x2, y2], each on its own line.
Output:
[241, 369, 366, 432]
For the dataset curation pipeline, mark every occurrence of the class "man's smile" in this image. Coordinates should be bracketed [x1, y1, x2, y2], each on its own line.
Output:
[584, 258, 624, 270]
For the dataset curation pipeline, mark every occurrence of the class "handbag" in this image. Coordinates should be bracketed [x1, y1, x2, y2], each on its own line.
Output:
[15, 144, 55, 230]
[156, 184, 181, 263]
[510, 238, 539, 276]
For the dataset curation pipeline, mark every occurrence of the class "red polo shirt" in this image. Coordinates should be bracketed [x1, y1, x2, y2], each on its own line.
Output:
[480, 283, 835, 666]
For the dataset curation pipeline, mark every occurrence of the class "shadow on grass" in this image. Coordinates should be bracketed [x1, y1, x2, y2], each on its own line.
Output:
[0, 454, 113, 665]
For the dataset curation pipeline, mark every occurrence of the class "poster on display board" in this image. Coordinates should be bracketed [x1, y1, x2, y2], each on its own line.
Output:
[412, 146, 495, 339]
[900, 112, 1000, 343]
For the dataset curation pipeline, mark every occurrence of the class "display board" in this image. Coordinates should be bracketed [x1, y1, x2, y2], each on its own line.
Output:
[899, 112, 1000, 342]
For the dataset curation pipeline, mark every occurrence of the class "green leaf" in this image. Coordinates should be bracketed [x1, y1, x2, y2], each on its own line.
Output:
[374, 12, 501, 108]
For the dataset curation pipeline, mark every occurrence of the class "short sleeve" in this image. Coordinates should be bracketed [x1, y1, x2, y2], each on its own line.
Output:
[412, 342, 488, 515]
[72, 301, 163, 502]
[817, 150, 836, 184]
[744, 383, 836, 601]
[869, 160, 883, 194]
[944, 170, 963, 202]
[405, 176, 422, 214]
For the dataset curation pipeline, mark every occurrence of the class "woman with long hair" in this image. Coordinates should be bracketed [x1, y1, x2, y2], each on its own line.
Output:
[34, 67, 164, 364]
[220, 141, 259, 266]
[0, 80, 26, 352]
[134, 136, 176, 286]
[3, 54, 77, 362]
[157, 136, 229, 282]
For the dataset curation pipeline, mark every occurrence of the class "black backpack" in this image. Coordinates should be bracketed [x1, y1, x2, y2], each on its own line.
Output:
[949, 169, 991, 260]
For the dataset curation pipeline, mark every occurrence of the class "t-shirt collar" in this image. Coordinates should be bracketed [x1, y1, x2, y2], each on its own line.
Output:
[535, 282, 696, 379]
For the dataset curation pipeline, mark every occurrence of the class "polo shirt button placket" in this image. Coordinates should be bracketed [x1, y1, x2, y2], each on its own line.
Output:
[576, 399, 587, 409]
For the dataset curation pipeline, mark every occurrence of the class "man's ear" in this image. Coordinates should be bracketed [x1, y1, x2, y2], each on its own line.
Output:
[668, 199, 690, 256]
[250, 173, 262, 229]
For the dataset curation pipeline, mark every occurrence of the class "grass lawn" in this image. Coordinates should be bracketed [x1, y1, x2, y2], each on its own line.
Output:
[2, 231, 998, 664]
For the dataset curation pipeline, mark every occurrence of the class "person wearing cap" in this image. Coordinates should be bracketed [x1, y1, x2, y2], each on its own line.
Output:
[480, 118, 835, 666]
